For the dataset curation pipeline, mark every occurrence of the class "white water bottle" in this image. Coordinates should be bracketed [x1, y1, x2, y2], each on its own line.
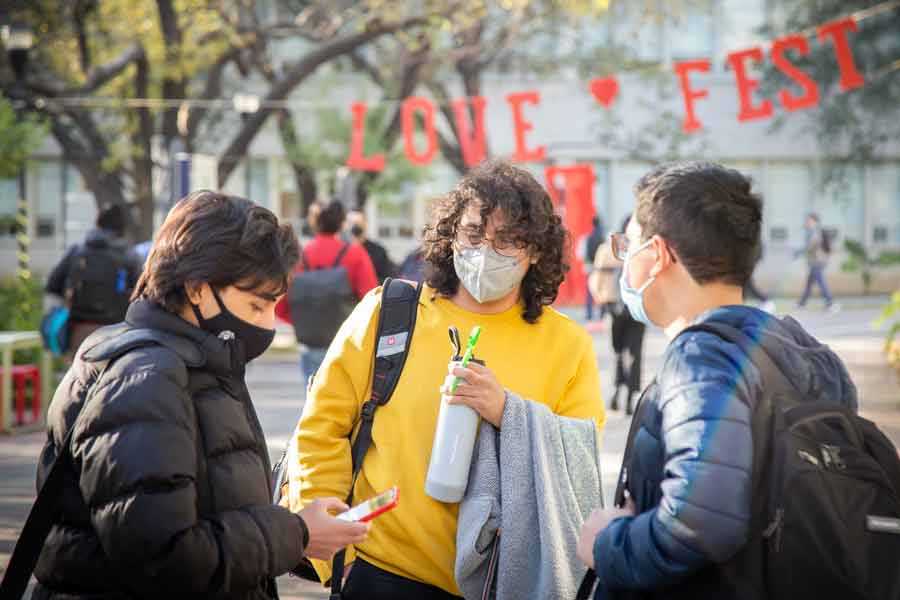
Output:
[425, 373, 481, 503]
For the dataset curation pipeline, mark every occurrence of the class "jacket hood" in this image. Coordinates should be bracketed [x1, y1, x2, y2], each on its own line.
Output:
[695, 305, 858, 410]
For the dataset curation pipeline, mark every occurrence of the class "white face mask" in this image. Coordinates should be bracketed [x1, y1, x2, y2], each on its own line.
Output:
[453, 245, 529, 304]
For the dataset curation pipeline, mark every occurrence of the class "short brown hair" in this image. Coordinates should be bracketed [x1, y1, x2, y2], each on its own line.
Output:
[133, 191, 300, 312]
[634, 161, 762, 287]
[423, 160, 568, 324]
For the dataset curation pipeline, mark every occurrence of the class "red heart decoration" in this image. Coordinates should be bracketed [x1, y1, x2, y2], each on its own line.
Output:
[590, 76, 619, 108]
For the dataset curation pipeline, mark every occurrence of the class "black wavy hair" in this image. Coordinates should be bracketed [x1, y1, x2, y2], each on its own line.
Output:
[423, 160, 569, 323]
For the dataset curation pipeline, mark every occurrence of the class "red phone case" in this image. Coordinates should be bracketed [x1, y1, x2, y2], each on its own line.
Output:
[359, 487, 399, 522]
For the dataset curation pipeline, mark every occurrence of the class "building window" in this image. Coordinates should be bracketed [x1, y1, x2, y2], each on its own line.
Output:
[814, 164, 864, 245]
[767, 162, 812, 245]
[719, 0, 766, 54]
[245, 159, 270, 210]
[770, 226, 788, 242]
[35, 160, 64, 238]
[667, 2, 714, 61]
[611, 2, 663, 63]
[868, 162, 900, 246]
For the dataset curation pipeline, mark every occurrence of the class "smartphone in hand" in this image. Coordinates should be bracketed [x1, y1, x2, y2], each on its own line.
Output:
[337, 486, 399, 522]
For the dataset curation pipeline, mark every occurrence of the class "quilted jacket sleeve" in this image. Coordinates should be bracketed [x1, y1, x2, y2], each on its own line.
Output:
[593, 332, 757, 590]
[73, 347, 307, 596]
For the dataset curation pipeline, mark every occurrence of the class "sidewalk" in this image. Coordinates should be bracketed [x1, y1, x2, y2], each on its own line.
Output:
[1, 303, 897, 598]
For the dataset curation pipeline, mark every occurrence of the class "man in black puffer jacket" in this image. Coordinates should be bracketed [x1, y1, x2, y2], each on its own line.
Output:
[31, 191, 368, 599]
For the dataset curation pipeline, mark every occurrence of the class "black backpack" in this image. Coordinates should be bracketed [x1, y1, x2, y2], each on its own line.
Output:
[288, 243, 356, 348]
[577, 322, 900, 600]
[272, 277, 422, 592]
[66, 243, 132, 323]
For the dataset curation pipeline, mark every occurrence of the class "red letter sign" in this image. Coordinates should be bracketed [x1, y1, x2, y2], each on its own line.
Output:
[506, 91, 545, 162]
[451, 97, 487, 167]
[346, 102, 385, 172]
[770, 35, 820, 111]
[817, 17, 865, 91]
[401, 96, 438, 166]
[728, 47, 774, 122]
[673, 60, 711, 133]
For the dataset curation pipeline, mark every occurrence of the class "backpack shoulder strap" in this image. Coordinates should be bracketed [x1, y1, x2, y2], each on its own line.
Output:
[64, 245, 88, 305]
[348, 276, 421, 483]
[678, 321, 794, 400]
[332, 243, 351, 269]
[330, 277, 422, 598]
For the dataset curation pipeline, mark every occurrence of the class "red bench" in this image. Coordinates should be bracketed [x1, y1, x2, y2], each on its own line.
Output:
[0, 364, 41, 426]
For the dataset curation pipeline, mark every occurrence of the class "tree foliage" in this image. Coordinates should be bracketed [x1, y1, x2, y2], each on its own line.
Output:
[760, 0, 900, 182]
[0, 93, 47, 179]
[0, 0, 441, 237]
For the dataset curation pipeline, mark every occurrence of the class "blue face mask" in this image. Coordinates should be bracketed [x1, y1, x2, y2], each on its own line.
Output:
[619, 239, 656, 326]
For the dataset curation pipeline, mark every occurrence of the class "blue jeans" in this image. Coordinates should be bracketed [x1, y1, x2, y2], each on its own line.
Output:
[798, 264, 833, 306]
[300, 347, 328, 389]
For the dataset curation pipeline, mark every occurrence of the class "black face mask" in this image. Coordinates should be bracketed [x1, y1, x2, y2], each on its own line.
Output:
[191, 287, 275, 363]
[350, 224, 364, 238]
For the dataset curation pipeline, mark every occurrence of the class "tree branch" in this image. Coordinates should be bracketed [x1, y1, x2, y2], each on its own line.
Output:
[217, 16, 427, 187]
[184, 45, 243, 143]
[348, 50, 385, 88]
[157, 0, 186, 148]
[28, 43, 144, 96]
[426, 81, 467, 174]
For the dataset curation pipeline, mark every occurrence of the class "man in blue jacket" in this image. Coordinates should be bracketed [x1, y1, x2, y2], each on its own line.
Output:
[576, 162, 857, 599]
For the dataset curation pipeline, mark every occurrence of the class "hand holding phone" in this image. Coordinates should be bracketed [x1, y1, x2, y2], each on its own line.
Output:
[297, 497, 369, 561]
[337, 486, 399, 522]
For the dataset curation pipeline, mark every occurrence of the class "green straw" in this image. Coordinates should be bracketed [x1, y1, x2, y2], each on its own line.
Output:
[450, 326, 482, 393]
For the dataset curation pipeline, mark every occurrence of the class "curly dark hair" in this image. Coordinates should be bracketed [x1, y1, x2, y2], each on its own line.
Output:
[423, 160, 569, 323]
[133, 190, 300, 312]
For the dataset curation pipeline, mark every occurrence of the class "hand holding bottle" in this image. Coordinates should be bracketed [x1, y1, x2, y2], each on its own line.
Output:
[441, 361, 507, 428]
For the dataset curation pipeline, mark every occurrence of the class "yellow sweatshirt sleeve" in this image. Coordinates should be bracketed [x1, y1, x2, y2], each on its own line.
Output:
[554, 332, 606, 434]
[287, 287, 382, 583]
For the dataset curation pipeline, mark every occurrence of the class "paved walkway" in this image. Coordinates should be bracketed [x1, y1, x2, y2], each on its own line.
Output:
[1, 302, 897, 598]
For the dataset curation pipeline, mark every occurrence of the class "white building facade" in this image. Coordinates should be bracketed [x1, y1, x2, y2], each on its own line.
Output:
[2, 0, 898, 295]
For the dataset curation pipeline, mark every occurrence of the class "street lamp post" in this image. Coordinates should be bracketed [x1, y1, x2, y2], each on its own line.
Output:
[3, 23, 34, 282]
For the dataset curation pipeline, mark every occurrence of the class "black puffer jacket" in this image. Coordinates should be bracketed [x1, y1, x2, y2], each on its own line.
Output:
[32, 300, 308, 599]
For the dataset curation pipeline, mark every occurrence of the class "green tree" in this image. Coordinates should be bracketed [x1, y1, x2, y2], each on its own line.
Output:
[0, 92, 46, 179]
[759, 0, 900, 184]
[842, 238, 900, 296]
[0, 1, 433, 239]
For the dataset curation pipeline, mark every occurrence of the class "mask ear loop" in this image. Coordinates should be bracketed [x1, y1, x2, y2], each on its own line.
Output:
[209, 286, 229, 312]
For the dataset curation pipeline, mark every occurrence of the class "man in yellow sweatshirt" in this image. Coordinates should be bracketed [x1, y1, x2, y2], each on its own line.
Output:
[288, 160, 606, 599]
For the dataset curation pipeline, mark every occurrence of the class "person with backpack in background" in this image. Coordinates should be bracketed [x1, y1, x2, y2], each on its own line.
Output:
[3, 191, 368, 600]
[44, 204, 144, 359]
[276, 200, 378, 384]
[796, 212, 840, 313]
[346, 209, 396, 284]
[287, 161, 605, 600]
[575, 163, 899, 600]
[589, 214, 645, 416]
